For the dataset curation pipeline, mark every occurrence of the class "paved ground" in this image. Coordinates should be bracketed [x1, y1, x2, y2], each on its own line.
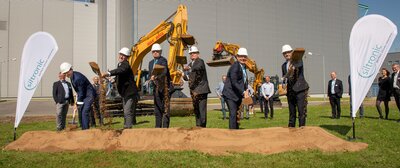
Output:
[0, 98, 327, 117]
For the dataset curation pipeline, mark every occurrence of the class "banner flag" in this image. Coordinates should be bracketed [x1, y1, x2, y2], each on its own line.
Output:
[14, 32, 58, 128]
[350, 15, 397, 118]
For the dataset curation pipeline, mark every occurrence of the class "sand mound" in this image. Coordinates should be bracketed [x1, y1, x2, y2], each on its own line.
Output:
[4, 126, 368, 155]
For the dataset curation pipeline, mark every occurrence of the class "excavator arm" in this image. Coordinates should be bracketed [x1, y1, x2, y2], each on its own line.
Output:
[207, 41, 265, 93]
[127, 4, 195, 88]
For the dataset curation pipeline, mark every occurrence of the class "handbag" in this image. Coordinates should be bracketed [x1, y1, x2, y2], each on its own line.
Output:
[292, 77, 309, 93]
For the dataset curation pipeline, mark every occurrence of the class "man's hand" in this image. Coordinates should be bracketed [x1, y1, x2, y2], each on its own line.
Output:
[244, 90, 250, 98]
[183, 65, 190, 71]
[101, 72, 109, 78]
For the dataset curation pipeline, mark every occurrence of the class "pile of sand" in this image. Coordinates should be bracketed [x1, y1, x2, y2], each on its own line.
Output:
[4, 126, 368, 155]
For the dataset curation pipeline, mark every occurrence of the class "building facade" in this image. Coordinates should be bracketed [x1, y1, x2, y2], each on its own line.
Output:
[0, 0, 358, 98]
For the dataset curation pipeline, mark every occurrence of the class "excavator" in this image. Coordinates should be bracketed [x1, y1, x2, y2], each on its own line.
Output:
[127, 4, 195, 88]
[90, 4, 195, 119]
[207, 41, 265, 93]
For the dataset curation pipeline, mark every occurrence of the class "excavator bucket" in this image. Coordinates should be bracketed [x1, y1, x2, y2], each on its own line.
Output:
[206, 55, 235, 67]
[176, 55, 187, 65]
[181, 34, 195, 45]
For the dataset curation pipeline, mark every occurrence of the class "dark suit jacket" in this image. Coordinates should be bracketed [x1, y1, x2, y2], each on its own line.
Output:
[183, 58, 211, 95]
[391, 72, 400, 91]
[222, 61, 248, 102]
[149, 56, 172, 93]
[282, 60, 306, 93]
[70, 71, 96, 102]
[109, 60, 138, 99]
[52, 80, 74, 104]
[328, 79, 343, 98]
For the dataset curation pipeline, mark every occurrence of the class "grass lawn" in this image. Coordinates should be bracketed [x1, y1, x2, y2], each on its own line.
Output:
[1, 101, 400, 167]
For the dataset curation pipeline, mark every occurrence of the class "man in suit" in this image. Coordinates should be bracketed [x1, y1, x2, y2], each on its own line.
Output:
[328, 71, 343, 119]
[183, 46, 211, 127]
[149, 43, 172, 128]
[102, 47, 139, 129]
[91, 76, 103, 126]
[60, 62, 96, 130]
[348, 75, 364, 118]
[391, 63, 400, 122]
[52, 72, 74, 131]
[215, 75, 227, 120]
[222, 47, 250, 129]
[281, 44, 308, 127]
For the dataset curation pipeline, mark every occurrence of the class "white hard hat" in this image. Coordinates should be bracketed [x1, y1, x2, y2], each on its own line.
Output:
[151, 43, 162, 51]
[188, 46, 199, 54]
[119, 47, 131, 56]
[237, 48, 248, 56]
[60, 62, 72, 74]
[282, 44, 293, 53]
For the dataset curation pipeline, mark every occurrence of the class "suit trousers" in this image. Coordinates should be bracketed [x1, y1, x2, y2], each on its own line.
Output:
[263, 97, 274, 119]
[56, 101, 69, 131]
[192, 93, 208, 127]
[393, 88, 400, 112]
[220, 97, 227, 119]
[259, 96, 264, 113]
[154, 91, 170, 128]
[287, 91, 307, 127]
[226, 98, 242, 129]
[123, 97, 137, 129]
[78, 96, 94, 130]
[329, 94, 341, 118]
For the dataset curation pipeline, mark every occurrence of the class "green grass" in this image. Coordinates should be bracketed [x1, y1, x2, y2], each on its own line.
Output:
[1, 102, 400, 167]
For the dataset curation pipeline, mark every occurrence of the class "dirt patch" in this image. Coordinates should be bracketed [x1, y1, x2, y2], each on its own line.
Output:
[4, 126, 368, 155]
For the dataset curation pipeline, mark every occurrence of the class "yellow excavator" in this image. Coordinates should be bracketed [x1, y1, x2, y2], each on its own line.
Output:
[207, 41, 265, 93]
[127, 4, 195, 89]
[91, 4, 195, 118]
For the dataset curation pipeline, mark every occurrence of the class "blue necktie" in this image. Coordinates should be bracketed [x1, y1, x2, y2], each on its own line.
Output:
[153, 59, 158, 68]
[241, 64, 247, 84]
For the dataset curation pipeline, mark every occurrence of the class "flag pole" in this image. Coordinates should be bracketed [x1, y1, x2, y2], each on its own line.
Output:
[13, 127, 17, 141]
[352, 117, 356, 139]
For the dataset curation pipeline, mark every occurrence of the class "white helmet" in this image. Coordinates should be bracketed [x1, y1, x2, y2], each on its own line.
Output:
[282, 44, 293, 53]
[60, 62, 72, 74]
[237, 48, 248, 56]
[188, 46, 199, 54]
[151, 43, 162, 51]
[119, 47, 131, 56]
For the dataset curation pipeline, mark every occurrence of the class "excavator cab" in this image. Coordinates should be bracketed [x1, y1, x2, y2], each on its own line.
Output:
[206, 41, 236, 67]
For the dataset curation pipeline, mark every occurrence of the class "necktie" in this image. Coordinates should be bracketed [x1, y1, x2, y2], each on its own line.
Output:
[241, 64, 247, 84]
[153, 59, 158, 69]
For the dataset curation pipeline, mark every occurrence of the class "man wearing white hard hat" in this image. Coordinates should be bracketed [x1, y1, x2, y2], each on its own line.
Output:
[183, 46, 211, 127]
[60, 62, 96, 130]
[102, 47, 139, 129]
[148, 43, 172, 128]
[222, 47, 250, 129]
[281, 44, 308, 127]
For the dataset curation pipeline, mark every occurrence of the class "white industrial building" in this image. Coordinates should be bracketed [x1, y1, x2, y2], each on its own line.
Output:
[0, 0, 358, 98]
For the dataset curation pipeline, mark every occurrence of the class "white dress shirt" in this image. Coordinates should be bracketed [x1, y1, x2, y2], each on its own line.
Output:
[261, 82, 274, 99]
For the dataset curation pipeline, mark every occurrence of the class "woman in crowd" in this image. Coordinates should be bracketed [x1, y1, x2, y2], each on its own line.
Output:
[376, 68, 391, 119]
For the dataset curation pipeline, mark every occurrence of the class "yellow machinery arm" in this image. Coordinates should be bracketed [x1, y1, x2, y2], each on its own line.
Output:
[127, 4, 195, 88]
[207, 41, 265, 93]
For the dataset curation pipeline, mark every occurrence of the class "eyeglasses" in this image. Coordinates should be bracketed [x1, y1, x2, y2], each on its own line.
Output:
[152, 50, 161, 53]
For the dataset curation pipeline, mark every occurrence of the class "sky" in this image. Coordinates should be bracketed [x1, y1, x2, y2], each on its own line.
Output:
[358, 0, 400, 52]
